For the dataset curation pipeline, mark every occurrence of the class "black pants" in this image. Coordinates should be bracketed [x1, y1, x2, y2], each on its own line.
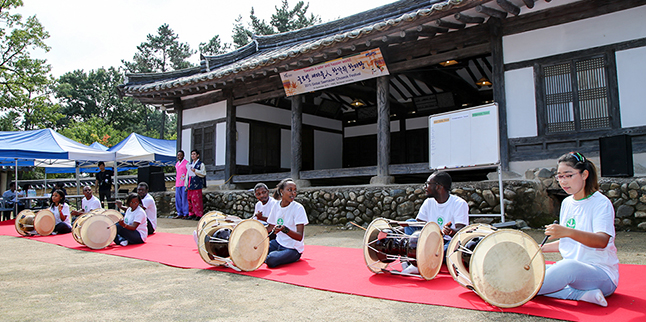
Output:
[114, 226, 144, 245]
[53, 223, 72, 234]
[98, 190, 112, 207]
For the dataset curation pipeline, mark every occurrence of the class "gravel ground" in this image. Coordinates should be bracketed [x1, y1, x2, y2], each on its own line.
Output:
[1, 218, 644, 321]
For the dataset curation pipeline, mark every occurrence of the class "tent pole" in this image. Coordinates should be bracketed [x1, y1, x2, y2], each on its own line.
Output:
[75, 162, 81, 209]
[113, 161, 119, 208]
[14, 159, 18, 216]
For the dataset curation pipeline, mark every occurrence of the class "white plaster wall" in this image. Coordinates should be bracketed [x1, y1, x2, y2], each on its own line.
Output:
[280, 129, 291, 169]
[182, 100, 226, 126]
[504, 5, 646, 64]
[314, 130, 342, 170]
[616, 46, 646, 128]
[236, 122, 249, 166]
[215, 122, 226, 166]
[505, 68, 538, 138]
[344, 120, 400, 138]
[238, 103, 342, 131]
[181, 129, 191, 155]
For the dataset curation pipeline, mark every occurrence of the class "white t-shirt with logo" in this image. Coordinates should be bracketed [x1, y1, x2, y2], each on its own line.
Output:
[559, 191, 619, 286]
[267, 201, 309, 253]
[50, 203, 72, 227]
[254, 197, 278, 222]
[81, 195, 101, 213]
[416, 194, 469, 241]
[124, 206, 148, 242]
[141, 193, 157, 230]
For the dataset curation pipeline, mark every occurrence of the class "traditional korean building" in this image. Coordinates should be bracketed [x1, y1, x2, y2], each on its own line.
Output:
[119, 0, 646, 188]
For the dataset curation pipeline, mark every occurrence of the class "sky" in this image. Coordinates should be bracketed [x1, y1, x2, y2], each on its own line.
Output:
[17, 0, 396, 77]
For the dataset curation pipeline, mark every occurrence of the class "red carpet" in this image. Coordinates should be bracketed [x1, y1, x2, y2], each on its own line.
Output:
[1, 219, 644, 321]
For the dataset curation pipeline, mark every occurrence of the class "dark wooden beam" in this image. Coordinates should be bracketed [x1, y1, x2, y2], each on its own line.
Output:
[502, 0, 646, 36]
[476, 5, 508, 19]
[522, 0, 535, 9]
[432, 19, 466, 30]
[489, 18, 509, 171]
[388, 42, 490, 73]
[497, 0, 521, 16]
[233, 88, 285, 106]
[291, 95, 303, 180]
[454, 12, 486, 24]
[224, 92, 236, 183]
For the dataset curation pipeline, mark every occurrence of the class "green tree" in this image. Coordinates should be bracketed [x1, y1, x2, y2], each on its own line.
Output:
[0, 0, 58, 130]
[232, 0, 320, 48]
[58, 117, 127, 147]
[53, 67, 153, 134]
[199, 35, 230, 56]
[122, 24, 195, 73]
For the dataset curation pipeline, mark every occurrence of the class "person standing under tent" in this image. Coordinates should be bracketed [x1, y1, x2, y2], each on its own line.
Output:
[95, 161, 114, 208]
[173, 150, 189, 219]
[185, 149, 206, 221]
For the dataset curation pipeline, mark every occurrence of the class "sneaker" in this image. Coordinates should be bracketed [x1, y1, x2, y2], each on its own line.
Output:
[402, 264, 419, 275]
[119, 240, 128, 246]
[51, 231, 58, 235]
[173, 215, 184, 219]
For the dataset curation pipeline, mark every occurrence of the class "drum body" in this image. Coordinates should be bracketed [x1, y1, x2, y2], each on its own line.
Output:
[15, 209, 55, 236]
[363, 218, 443, 280]
[73, 210, 120, 249]
[446, 224, 545, 308]
[197, 218, 269, 271]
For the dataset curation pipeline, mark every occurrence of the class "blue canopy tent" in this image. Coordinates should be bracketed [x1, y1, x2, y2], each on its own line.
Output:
[89, 142, 109, 151]
[107, 133, 177, 193]
[0, 129, 116, 212]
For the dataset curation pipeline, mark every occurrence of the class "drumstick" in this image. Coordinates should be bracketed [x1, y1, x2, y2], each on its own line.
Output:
[253, 226, 277, 250]
[524, 220, 558, 270]
[349, 222, 367, 231]
[106, 221, 120, 229]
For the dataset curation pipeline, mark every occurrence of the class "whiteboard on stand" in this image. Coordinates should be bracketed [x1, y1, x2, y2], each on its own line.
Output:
[429, 103, 500, 170]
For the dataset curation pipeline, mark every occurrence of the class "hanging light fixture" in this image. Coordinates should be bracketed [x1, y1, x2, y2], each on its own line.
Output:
[439, 60, 458, 67]
[350, 99, 365, 107]
[476, 77, 492, 87]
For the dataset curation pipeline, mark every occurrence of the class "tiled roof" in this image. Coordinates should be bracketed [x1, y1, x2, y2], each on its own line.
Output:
[120, 0, 469, 95]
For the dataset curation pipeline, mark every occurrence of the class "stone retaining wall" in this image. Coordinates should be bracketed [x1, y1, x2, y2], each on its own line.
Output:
[149, 170, 646, 230]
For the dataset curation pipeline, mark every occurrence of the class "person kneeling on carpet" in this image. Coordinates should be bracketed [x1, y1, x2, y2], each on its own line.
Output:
[537, 152, 618, 307]
[265, 178, 309, 268]
[114, 193, 148, 247]
[50, 189, 72, 235]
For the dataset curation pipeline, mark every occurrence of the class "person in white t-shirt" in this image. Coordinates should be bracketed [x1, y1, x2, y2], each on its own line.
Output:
[265, 178, 309, 268]
[49, 189, 72, 235]
[137, 182, 157, 235]
[114, 193, 147, 246]
[538, 152, 619, 307]
[71, 186, 101, 221]
[402, 171, 469, 274]
[253, 183, 277, 225]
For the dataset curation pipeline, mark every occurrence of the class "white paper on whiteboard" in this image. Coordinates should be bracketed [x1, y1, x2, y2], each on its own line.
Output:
[429, 103, 500, 169]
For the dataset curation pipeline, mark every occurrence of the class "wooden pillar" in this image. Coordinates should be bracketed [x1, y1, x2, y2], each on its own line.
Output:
[224, 94, 236, 185]
[174, 98, 183, 153]
[489, 18, 509, 171]
[372, 75, 395, 184]
[291, 95, 302, 180]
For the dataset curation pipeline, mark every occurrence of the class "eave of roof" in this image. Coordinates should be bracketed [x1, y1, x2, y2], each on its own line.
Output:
[120, 0, 472, 97]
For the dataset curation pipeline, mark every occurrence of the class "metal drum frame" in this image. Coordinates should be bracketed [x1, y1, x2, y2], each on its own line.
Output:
[15, 209, 55, 236]
[363, 218, 444, 280]
[446, 224, 545, 308]
[197, 218, 269, 272]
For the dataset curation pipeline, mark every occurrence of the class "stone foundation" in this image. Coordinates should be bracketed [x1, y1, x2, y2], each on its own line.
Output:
[149, 170, 646, 231]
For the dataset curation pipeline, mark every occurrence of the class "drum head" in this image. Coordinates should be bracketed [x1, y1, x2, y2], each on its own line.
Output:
[72, 213, 94, 244]
[362, 218, 391, 274]
[15, 209, 36, 236]
[446, 224, 497, 289]
[416, 222, 443, 280]
[101, 209, 123, 223]
[197, 222, 236, 266]
[80, 215, 116, 249]
[228, 219, 269, 271]
[469, 229, 545, 308]
[34, 209, 55, 236]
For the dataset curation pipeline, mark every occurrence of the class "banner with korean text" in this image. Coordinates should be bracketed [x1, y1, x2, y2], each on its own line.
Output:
[280, 48, 389, 97]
